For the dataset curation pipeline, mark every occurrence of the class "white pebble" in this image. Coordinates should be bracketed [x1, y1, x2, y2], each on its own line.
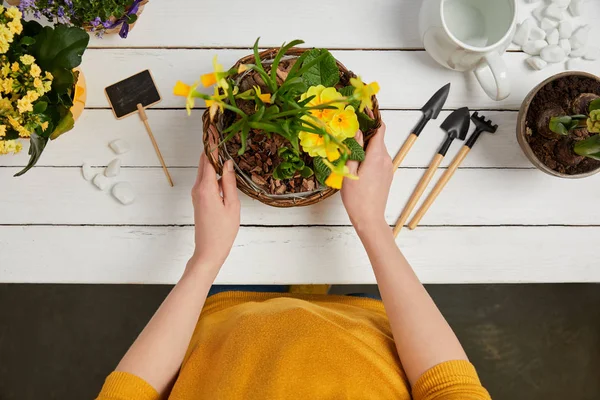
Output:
[82, 163, 94, 181]
[540, 45, 567, 63]
[544, 4, 566, 21]
[109, 139, 130, 155]
[551, 0, 570, 6]
[513, 19, 535, 46]
[558, 21, 572, 39]
[523, 40, 548, 56]
[570, 46, 587, 58]
[104, 158, 122, 178]
[526, 56, 548, 70]
[112, 182, 136, 205]
[584, 47, 600, 61]
[532, 5, 546, 22]
[565, 58, 581, 70]
[93, 174, 110, 191]
[529, 26, 546, 41]
[524, 0, 541, 3]
[541, 18, 559, 32]
[559, 39, 571, 56]
[568, 0, 583, 17]
[547, 29, 559, 45]
[570, 25, 590, 50]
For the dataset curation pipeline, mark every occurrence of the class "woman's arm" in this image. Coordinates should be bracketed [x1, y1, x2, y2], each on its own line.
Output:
[341, 125, 467, 385]
[112, 154, 241, 395]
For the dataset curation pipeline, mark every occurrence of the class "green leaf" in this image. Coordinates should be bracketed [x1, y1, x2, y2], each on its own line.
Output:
[33, 101, 48, 114]
[19, 36, 36, 46]
[127, 14, 138, 24]
[300, 166, 314, 178]
[238, 123, 250, 155]
[340, 86, 360, 110]
[358, 111, 376, 133]
[574, 134, 600, 160]
[270, 39, 304, 82]
[549, 117, 569, 135]
[49, 111, 75, 140]
[589, 99, 600, 113]
[344, 138, 365, 161]
[14, 133, 48, 177]
[300, 49, 340, 88]
[313, 157, 331, 185]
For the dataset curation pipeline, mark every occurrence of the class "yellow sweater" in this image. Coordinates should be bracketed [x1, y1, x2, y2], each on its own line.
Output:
[97, 292, 491, 400]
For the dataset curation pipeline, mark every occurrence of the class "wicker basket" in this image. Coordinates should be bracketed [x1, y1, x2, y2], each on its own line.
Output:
[85, 0, 148, 36]
[202, 47, 382, 208]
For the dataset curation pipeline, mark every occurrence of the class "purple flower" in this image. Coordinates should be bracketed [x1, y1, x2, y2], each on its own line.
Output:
[102, 20, 112, 28]
[90, 17, 101, 27]
[18, 0, 36, 11]
[57, 6, 65, 17]
[64, 0, 72, 6]
[33, 10, 41, 18]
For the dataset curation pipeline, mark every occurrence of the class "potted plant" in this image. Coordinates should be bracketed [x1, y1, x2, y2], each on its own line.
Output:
[173, 39, 382, 207]
[517, 71, 600, 178]
[13, 0, 148, 38]
[0, 5, 89, 176]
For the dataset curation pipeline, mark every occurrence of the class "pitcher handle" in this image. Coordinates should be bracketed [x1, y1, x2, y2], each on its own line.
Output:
[474, 52, 510, 101]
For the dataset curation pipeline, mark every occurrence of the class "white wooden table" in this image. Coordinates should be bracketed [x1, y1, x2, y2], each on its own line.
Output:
[1, 0, 600, 284]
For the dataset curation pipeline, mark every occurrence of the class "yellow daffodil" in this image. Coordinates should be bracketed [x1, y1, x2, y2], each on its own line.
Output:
[350, 76, 380, 112]
[20, 55, 34, 66]
[0, 139, 22, 155]
[237, 64, 250, 74]
[201, 56, 229, 90]
[173, 80, 200, 115]
[0, 124, 5, 137]
[328, 106, 359, 139]
[300, 85, 345, 122]
[5, 7, 22, 20]
[30, 63, 41, 78]
[253, 85, 271, 104]
[322, 159, 358, 189]
[205, 86, 227, 121]
[7, 19, 22, 35]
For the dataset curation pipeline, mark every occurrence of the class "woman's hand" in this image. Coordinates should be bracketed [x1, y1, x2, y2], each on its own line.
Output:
[187, 153, 240, 280]
[341, 122, 393, 236]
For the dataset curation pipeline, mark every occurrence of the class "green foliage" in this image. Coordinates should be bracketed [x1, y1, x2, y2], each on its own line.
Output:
[574, 134, 600, 161]
[300, 49, 340, 88]
[549, 115, 587, 135]
[589, 99, 600, 113]
[313, 157, 330, 185]
[14, 133, 48, 177]
[344, 138, 365, 161]
[272, 147, 313, 180]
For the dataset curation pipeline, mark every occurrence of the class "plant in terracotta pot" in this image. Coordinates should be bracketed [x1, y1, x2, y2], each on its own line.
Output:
[15, 0, 148, 38]
[517, 72, 600, 178]
[0, 6, 89, 176]
[173, 39, 382, 207]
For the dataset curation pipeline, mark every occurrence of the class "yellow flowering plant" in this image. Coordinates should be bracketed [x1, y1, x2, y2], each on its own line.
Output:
[550, 99, 600, 161]
[174, 38, 380, 191]
[0, 6, 89, 176]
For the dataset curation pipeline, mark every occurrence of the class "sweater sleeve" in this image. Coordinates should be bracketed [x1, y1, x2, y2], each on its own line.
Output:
[411, 360, 492, 400]
[95, 371, 160, 400]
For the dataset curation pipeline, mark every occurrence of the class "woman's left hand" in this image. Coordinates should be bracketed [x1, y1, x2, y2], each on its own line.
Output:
[187, 153, 240, 281]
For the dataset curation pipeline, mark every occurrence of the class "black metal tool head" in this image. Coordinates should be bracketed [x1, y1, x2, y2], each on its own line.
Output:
[422, 83, 451, 120]
[440, 107, 470, 140]
[471, 111, 498, 133]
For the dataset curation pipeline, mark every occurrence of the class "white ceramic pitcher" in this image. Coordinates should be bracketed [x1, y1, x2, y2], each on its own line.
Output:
[419, 0, 517, 101]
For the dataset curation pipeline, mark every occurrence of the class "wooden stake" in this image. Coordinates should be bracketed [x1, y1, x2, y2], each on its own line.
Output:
[408, 146, 470, 230]
[393, 153, 444, 237]
[392, 133, 418, 171]
[137, 103, 174, 187]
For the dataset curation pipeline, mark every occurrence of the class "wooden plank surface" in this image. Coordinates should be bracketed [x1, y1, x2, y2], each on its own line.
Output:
[2, 226, 598, 284]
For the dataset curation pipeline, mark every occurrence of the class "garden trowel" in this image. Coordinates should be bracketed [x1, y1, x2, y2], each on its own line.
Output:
[393, 107, 470, 237]
[392, 83, 451, 170]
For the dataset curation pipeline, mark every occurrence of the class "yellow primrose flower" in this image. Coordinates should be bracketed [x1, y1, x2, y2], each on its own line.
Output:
[7, 19, 22, 35]
[0, 25, 13, 43]
[300, 85, 344, 122]
[2, 77, 13, 93]
[5, 7, 22, 20]
[322, 159, 358, 190]
[0, 124, 6, 137]
[201, 56, 229, 90]
[40, 121, 49, 131]
[299, 128, 342, 162]
[173, 80, 199, 115]
[30, 63, 41, 78]
[17, 96, 32, 113]
[350, 76, 380, 112]
[205, 86, 227, 121]
[25, 90, 39, 102]
[20, 55, 35, 66]
[328, 106, 359, 139]
[253, 85, 271, 104]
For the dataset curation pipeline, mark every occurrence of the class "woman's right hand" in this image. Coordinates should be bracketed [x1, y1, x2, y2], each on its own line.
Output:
[341, 121, 393, 236]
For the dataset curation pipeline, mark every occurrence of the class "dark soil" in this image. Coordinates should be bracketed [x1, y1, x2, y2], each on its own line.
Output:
[525, 75, 600, 175]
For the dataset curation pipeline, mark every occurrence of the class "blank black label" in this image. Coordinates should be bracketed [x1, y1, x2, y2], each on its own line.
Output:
[105, 70, 161, 118]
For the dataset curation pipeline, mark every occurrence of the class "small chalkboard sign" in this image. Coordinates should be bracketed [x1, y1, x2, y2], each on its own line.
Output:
[105, 69, 161, 119]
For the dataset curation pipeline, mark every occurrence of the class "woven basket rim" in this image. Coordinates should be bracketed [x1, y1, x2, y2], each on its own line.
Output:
[202, 46, 382, 208]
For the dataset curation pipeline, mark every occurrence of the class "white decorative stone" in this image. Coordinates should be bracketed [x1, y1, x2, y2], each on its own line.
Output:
[513, 19, 535, 46]
[541, 18, 559, 32]
[551, 0, 570, 6]
[570, 25, 590, 50]
[93, 174, 110, 191]
[544, 4, 565, 21]
[104, 158, 122, 178]
[558, 21, 572, 39]
[559, 39, 571, 56]
[532, 5, 546, 22]
[112, 182, 135, 205]
[529, 26, 546, 41]
[524, 0, 541, 3]
[540, 45, 567, 63]
[523, 40, 548, 56]
[547, 29, 559, 45]
[109, 139, 130, 155]
[569, 46, 587, 58]
[584, 47, 600, 61]
[568, 0, 583, 17]
[526, 56, 548, 70]
[565, 58, 580, 70]
[82, 163, 94, 181]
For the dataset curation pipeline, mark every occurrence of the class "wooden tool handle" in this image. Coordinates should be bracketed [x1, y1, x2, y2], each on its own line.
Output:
[393, 153, 444, 237]
[137, 104, 174, 187]
[408, 146, 470, 230]
[392, 133, 418, 171]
